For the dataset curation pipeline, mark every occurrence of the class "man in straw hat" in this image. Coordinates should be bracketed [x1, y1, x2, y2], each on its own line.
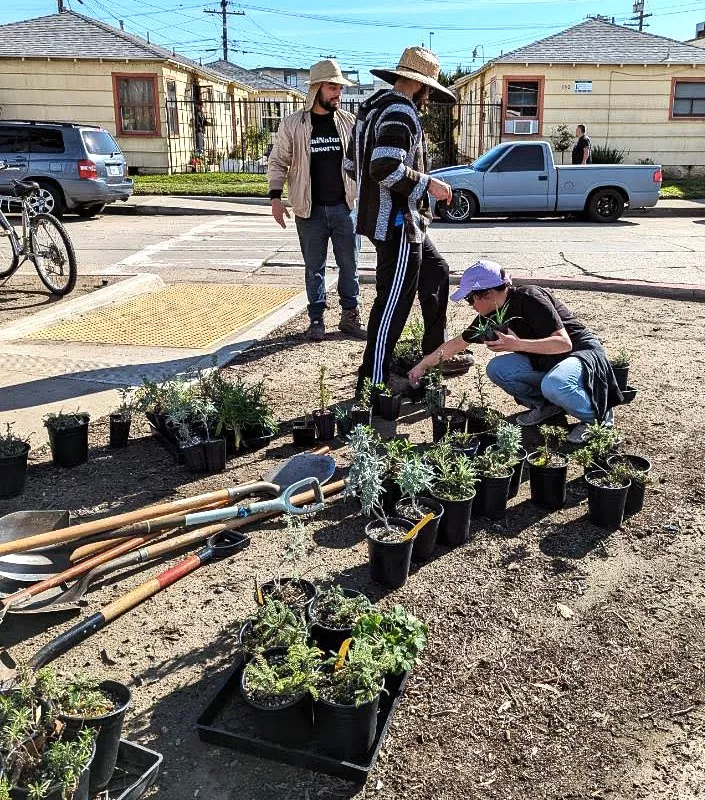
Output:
[268, 59, 366, 342]
[345, 46, 467, 392]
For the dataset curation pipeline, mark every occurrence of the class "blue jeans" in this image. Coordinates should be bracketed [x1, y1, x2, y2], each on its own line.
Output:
[295, 204, 360, 321]
[486, 353, 611, 423]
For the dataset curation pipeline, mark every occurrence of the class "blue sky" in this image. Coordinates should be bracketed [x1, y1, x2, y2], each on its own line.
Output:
[2, 0, 704, 80]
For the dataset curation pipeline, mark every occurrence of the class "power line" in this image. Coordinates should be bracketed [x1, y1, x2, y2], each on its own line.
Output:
[204, 0, 244, 61]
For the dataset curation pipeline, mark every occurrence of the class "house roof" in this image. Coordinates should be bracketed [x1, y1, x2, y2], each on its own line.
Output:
[206, 60, 304, 95]
[454, 18, 705, 87]
[0, 11, 231, 85]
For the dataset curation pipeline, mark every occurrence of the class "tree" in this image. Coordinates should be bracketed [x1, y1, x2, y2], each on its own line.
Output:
[547, 124, 573, 164]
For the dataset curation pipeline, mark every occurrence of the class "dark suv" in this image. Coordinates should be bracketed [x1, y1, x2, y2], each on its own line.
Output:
[0, 120, 133, 218]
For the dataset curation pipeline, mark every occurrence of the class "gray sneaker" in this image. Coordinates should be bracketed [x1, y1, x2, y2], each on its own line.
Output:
[306, 319, 325, 341]
[567, 423, 590, 444]
[516, 403, 562, 426]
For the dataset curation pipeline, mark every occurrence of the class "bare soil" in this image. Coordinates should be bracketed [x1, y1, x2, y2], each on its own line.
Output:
[3, 289, 705, 800]
[0, 275, 122, 325]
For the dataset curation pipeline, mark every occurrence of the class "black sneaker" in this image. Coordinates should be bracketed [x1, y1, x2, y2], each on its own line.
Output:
[306, 319, 326, 341]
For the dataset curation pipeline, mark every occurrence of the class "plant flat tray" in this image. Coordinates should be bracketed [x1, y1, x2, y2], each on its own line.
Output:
[97, 739, 163, 800]
[146, 421, 272, 463]
[196, 653, 410, 783]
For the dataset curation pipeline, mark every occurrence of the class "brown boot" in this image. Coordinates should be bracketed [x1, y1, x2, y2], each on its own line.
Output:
[338, 308, 367, 340]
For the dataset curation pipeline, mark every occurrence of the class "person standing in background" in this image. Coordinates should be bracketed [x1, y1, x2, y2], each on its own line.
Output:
[572, 124, 592, 165]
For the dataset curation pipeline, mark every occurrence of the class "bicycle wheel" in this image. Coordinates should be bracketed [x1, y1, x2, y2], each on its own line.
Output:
[29, 213, 77, 296]
[0, 220, 20, 278]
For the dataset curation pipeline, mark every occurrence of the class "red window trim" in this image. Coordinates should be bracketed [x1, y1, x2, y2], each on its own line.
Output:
[112, 72, 161, 137]
[669, 76, 705, 121]
[502, 75, 545, 134]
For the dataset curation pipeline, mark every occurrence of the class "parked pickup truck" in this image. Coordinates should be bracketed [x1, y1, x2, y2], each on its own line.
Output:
[431, 141, 661, 223]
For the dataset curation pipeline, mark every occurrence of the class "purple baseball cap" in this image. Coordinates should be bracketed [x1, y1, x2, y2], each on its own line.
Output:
[450, 259, 509, 302]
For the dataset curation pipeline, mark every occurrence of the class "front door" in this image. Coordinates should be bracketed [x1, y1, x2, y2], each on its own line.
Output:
[482, 143, 550, 212]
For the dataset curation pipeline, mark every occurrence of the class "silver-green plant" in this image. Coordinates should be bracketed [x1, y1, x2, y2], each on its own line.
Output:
[345, 424, 389, 526]
[396, 453, 435, 515]
[494, 421, 522, 461]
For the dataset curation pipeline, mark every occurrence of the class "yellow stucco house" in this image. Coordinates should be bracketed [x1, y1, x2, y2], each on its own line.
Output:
[0, 10, 301, 173]
[454, 19, 705, 176]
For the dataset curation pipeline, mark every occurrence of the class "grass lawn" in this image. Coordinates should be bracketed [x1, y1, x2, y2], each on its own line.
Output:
[659, 178, 705, 200]
[133, 172, 271, 197]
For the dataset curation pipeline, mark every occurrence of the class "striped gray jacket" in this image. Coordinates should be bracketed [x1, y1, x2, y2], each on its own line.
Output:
[344, 89, 432, 243]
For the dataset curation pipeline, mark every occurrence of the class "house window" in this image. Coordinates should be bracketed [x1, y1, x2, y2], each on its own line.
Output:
[283, 70, 297, 87]
[262, 101, 282, 133]
[505, 79, 540, 118]
[166, 80, 179, 136]
[672, 80, 705, 118]
[113, 74, 159, 135]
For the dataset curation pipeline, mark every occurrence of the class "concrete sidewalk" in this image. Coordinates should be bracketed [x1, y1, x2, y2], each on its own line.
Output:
[110, 194, 705, 218]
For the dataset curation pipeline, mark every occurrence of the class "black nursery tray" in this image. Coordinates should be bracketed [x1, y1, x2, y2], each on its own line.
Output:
[196, 653, 410, 783]
[97, 739, 163, 800]
[146, 420, 273, 463]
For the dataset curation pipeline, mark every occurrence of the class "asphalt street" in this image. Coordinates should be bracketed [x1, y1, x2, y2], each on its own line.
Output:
[25, 197, 704, 287]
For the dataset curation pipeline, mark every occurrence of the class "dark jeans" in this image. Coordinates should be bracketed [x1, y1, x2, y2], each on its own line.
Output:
[358, 227, 449, 390]
[295, 203, 360, 322]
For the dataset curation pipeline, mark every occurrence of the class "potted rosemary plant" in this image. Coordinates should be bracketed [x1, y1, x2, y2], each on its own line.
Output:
[346, 425, 416, 588]
[427, 439, 478, 546]
[609, 346, 630, 391]
[292, 410, 317, 447]
[351, 378, 373, 426]
[109, 388, 134, 449]
[472, 448, 514, 520]
[493, 421, 526, 499]
[43, 410, 90, 468]
[393, 451, 443, 562]
[0, 422, 31, 498]
[606, 453, 652, 516]
[528, 425, 569, 509]
[375, 382, 403, 421]
[313, 365, 335, 441]
[584, 462, 632, 530]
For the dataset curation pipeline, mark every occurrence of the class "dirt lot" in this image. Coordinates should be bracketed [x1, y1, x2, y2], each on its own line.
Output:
[3, 288, 705, 800]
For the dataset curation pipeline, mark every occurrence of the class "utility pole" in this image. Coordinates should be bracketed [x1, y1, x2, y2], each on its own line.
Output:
[629, 0, 651, 32]
[58, 0, 65, 11]
[204, 0, 244, 62]
[429, 31, 435, 51]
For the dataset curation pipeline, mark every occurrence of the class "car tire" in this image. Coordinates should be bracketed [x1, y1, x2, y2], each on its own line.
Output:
[76, 203, 106, 218]
[586, 189, 624, 223]
[436, 190, 477, 223]
[32, 182, 65, 218]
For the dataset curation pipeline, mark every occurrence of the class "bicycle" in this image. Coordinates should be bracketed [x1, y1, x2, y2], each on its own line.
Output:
[0, 161, 77, 296]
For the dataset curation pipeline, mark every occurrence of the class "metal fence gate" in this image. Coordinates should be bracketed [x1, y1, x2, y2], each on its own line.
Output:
[165, 98, 503, 174]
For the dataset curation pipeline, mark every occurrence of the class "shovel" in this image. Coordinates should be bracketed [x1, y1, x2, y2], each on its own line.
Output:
[68, 450, 336, 563]
[0, 510, 73, 584]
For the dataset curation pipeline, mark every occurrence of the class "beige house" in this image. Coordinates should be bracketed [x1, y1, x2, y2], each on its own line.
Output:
[453, 19, 705, 176]
[0, 10, 268, 173]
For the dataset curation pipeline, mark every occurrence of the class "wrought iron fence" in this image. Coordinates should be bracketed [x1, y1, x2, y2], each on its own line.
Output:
[165, 98, 503, 174]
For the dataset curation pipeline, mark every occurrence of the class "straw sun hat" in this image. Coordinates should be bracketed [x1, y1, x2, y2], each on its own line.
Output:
[371, 46, 456, 103]
[305, 59, 354, 110]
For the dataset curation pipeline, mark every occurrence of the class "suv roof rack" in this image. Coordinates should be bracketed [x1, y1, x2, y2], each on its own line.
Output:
[1, 120, 102, 129]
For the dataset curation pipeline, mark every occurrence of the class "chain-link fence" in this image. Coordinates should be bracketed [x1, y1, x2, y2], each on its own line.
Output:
[165, 98, 503, 174]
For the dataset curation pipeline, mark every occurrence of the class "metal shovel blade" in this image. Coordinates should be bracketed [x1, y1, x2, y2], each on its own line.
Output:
[264, 452, 335, 490]
[0, 511, 72, 582]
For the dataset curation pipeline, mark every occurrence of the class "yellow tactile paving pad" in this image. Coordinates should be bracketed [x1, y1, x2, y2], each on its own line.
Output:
[25, 284, 301, 349]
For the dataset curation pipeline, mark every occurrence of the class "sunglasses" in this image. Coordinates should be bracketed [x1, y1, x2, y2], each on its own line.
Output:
[465, 288, 494, 303]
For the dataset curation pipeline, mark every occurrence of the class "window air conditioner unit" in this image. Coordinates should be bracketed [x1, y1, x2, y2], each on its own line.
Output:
[504, 119, 539, 134]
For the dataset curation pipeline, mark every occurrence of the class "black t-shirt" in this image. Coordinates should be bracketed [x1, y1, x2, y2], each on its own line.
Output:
[461, 285, 601, 371]
[310, 111, 346, 206]
[572, 134, 592, 165]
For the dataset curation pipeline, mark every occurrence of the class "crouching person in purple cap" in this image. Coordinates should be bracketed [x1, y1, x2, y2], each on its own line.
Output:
[408, 259, 623, 443]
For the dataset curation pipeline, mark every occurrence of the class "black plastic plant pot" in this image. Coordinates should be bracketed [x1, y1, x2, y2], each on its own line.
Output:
[405, 379, 427, 403]
[335, 415, 354, 439]
[58, 680, 131, 794]
[351, 407, 372, 426]
[611, 364, 629, 391]
[259, 577, 317, 616]
[292, 425, 317, 447]
[507, 447, 527, 500]
[472, 473, 512, 520]
[528, 453, 568, 509]
[607, 453, 651, 516]
[11, 744, 94, 800]
[377, 393, 403, 421]
[365, 518, 414, 589]
[586, 470, 630, 530]
[0, 443, 30, 498]
[621, 385, 637, 404]
[309, 588, 368, 656]
[48, 422, 89, 468]
[431, 409, 466, 443]
[240, 649, 314, 747]
[381, 478, 403, 516]
[243, 426, 275, 452]
[431, 492, 474, 546]
[475, 431, 498, 455]
[451, 437, 481, 460]
[109, 414, 131, 449]
[313, 410, 335, 442]
[465, 407, 492, 435]
[424, 385, 447, 411]
[205, 438, 227, 472]
[313, 690, 382, 762]
[394, 497, 444, 562]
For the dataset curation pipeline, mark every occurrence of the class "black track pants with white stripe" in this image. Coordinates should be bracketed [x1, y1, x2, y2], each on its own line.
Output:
[357, 227, 449, 392]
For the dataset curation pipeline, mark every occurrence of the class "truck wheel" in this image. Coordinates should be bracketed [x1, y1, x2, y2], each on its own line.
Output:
[437, 190, 476, 223]
[587, 189, 624, 223]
